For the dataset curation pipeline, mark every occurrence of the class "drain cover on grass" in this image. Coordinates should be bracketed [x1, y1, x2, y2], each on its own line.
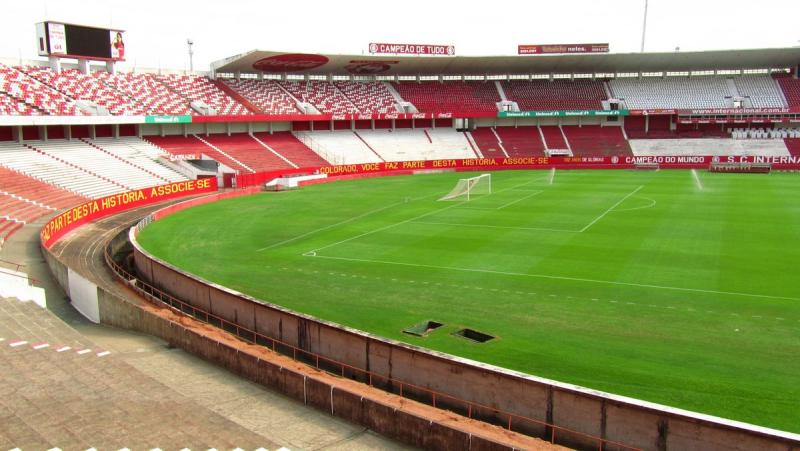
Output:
[403, 320, 444, 337]
[453, 328, 495, 343]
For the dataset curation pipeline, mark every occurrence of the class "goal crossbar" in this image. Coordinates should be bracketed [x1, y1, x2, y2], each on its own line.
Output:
[439, 174, 491, 201]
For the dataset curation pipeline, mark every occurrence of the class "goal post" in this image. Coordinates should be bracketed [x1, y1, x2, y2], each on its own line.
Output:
[439, 173, 491, 201]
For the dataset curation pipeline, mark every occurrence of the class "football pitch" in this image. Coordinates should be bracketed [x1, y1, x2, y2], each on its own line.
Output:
[137, 169, 800, 432]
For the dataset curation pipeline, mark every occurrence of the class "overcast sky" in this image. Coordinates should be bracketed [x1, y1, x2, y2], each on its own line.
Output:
[1, 0, 799, 71]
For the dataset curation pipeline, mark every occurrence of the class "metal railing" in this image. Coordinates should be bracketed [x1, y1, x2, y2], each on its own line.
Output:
[104, 244, 640, 451]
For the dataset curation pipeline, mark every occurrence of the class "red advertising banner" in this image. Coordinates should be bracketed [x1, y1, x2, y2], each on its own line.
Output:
[368, 43, 455, 56]
[315, 155, 800, 177]
[236, 155, 800, 189]
[191, 111, 484, 124]
[518, 43, 609, 55]
[678, 107, 800, 115]
[40, 178, 218, 248]
[628, 109, 678, 116]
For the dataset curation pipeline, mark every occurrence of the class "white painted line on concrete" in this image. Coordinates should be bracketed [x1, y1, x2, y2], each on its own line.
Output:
[96, 351, 111, 357]
[77, 349, 92, 355]
[9, 340, 28, 347]
[32, 343, 50, 350]
[56, 346, 71, 353]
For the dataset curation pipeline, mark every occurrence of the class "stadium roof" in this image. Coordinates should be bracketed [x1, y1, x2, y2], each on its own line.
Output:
[211, 47, 800, 77]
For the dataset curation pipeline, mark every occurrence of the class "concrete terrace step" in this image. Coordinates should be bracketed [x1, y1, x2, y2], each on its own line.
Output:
[0, 296, 280, 449]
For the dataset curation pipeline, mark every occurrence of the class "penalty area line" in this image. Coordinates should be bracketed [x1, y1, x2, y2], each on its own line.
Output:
[578, 185, 644, 233]
[302, 253, 800, 302]
[256, 191, 440, 252]
[496, 190, 543, 210]
[298, 174, 552, 255]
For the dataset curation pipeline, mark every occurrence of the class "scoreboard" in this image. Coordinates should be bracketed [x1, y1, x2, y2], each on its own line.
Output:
[36, 21, 125, 61]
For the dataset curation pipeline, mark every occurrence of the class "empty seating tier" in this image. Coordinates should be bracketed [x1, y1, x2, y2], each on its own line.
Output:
[96, 72, 192, 115]
[355, 129, 475, 162]
[0, 142, 125, 198]
[30, 140, 167, 190]
[334, 81, 398, 114]
[293, 131, 383, 165]
[391, 82, 500, 113]
[157, 75, 251, 116]
[0, 65, 83, 115]
[494, 127, 546, 156]
[785, 138, 800, 157]
[540, 126, 568, 149]
[222, 79, 300, 115]
[88, 137, 189, 183]
[203, 134, 295, 172]
[733, 76, 787, 108]
[470, 128, 505, 157]
[610, 77, 730, 109]
[501, 80, 606, 111]
[0, 166, 86, 210]
[279, 81, 359, 115]
[21, 67, 148, 115]
[562, 126, 632, 156]
[252, 132, 330, 167]
[146, 135, 252, 173]
[775, 75, 800, 108]
[629, 139, 790, 157]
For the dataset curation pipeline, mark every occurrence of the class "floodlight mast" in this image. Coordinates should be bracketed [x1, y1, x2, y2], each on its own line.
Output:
[187, 39, 194, 73]
[640, 0, 649, 52]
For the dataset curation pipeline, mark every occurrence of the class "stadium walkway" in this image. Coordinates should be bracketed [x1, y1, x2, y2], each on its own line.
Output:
[0, 215, 413, 450]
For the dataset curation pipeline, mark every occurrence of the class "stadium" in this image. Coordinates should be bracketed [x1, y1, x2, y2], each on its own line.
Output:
[1, 3, 800, 450]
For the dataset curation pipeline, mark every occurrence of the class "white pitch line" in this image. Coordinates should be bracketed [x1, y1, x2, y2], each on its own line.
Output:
[304, 254, 800, 302]
[256, 200, 410, 252]
[306, 201, 464, 254]
[612, 196, 657, 213]
[496, 190, 543, 210]
[256, 191, 444, 252]
[579, 185, 644, 232]
[410, 221, 579, 233]
[299, 175, 552, 255]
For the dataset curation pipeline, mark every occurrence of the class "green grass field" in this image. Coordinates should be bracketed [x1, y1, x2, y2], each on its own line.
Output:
[137, 169, 800, 432]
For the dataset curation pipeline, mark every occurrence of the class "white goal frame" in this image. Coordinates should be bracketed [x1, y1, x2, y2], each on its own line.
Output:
[439, 173, 491, 201]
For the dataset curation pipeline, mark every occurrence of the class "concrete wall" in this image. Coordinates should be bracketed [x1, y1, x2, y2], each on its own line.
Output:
[40, 232, 533, 451]
[131, 228, 800, 451]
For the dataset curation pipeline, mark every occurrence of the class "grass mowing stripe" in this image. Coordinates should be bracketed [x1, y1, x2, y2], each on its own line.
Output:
[137, 169, 800, 432]
[256, 190, 441, 252]
[578, 185, 644, 232]
[306, 253, 800, 302]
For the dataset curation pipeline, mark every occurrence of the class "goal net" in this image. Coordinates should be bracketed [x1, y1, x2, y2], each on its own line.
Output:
[439, 174, 491, 201]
